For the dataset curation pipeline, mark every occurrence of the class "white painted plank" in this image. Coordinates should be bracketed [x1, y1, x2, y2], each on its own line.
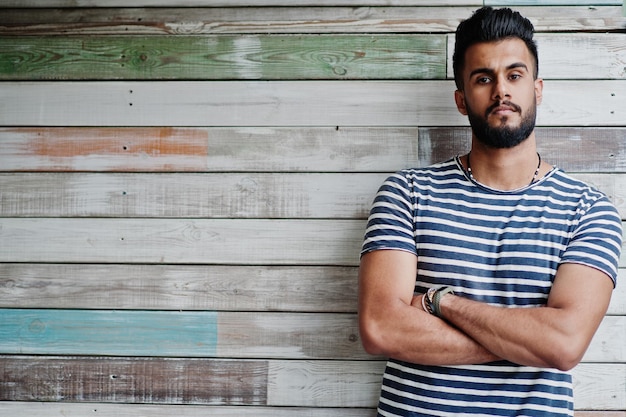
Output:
[447, 33, 626, 80]
[0, 173, 387, 219]
[0, 264, 359, 312]
[266, 361, 626, 409]
[2, 264, 623, 314]
[3, 7, 624, 35]
[1, 218, 624, 266]
[0, 403, 378, 417]
[0, 1, 480, 7]
[0, 127, 420, 173]
[1, 81, 624, 127]
[1, 172, 624, 219]
[0, 218, 366, 265]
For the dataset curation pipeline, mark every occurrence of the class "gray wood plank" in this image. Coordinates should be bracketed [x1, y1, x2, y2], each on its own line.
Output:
[1, 81, 624, 127]
[1, 6, 624, 35]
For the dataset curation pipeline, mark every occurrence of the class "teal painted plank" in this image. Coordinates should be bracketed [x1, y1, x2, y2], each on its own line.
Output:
[0, 309, 218, 356]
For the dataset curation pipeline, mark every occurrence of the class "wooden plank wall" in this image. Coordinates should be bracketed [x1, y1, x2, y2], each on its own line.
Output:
[0, 1, 625, 416]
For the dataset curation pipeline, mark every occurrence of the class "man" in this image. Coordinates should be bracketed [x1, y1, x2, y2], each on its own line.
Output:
[358, 6, 622, 417]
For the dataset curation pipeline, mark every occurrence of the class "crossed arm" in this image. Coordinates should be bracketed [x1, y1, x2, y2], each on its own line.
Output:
[358, 249, 614, 371]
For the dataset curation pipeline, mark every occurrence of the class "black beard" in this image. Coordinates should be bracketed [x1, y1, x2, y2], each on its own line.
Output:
[467, 99, 537, 149]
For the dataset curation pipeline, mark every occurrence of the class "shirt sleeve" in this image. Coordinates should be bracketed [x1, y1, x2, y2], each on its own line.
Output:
[361, 171, 418, 257]
[560, 194, 623, 286]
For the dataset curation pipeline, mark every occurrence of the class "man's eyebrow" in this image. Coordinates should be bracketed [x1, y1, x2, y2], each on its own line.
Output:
[468, 62, 529, 78]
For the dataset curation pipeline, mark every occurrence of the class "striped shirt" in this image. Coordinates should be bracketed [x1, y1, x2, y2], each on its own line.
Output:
[361, 157, 623, 417]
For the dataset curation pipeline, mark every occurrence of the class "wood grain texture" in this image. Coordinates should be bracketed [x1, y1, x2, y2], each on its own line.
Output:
[1, 127, 624, 173]
[0, 218, 366, 265]
[1, 218, 624, 266]
[0, 172, 623, 219]
[0, 356, 269, 405]
[418, 127, 626, 172]
[1, 357, 622, 409]
[0, 265, 624, 314]
[1, 6, 624, 35]
[0, 127, 420, 172]
[0, 264, 360, 312]
[1, 81, 623, 127]
[0, 403, 621, 417]
[0, 172, 386, 219]
[0, 35, 445, 81]
[0, 403, 379, 417]
[0, 309, 620, 361]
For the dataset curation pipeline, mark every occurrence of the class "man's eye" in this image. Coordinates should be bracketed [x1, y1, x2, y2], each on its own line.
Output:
[477, 77, 491, 84]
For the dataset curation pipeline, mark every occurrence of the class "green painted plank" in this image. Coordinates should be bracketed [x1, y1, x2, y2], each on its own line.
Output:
[0, 308, 218, 356]
[0, 35, 446, 80]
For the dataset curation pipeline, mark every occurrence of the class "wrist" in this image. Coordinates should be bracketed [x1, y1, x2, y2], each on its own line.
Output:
[423, 286, 455, 318]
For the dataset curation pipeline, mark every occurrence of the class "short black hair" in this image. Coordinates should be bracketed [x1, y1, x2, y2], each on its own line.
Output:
[453, 7, 538, 90]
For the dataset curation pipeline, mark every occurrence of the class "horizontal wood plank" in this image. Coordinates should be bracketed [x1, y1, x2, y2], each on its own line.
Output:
[446, 33, 626, 80]
[0, 172, 624, 219]
[1, 6, 624, 35]
[0, 35, 446, 81]
[1, 218, 624, 266]
[0, 356, 269, 405]
[0, 218, 365, 265]
[2, 264, 624, 315]
[1, 127, 624, 173]
[0, 127, 420, 173]
[0, 309, 621, 361]
[3, 357, 621, 409]
[419, 127, 626, 173]
[0, 264, 359, 312]
[0, 403, 622, 417]
[0, 309, 366, 359]
[0, 1, 481, 7]
[1, 81, 624, 127]
[0, 173, 385, 219]
[3, 33, 625, 81]
[0, 403, 379, 417]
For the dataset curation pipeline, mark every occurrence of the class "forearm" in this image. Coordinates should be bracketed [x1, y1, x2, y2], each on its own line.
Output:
[438, 294, 582, 370]
[360, 299, 500, 366]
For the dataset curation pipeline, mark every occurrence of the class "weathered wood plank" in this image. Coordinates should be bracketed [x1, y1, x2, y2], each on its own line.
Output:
[1, 127, 624, 173]
[0, 357, 623, 409]
[0, 356, 269, 405]
[0, 35, 445, 81]
[487, 0, 621, 5]
[0, 1, 481, 7]
[0, 218, 365, 265]
[0, 309, 619, 361]
[0, 173, 386, 219]
[0, 309, 623, 361]
[2, 264, 623, 314]
[0, 403, 622, 417]
[0, 264, 359, 312]
[0, 127, 420, 173]
[4, 33, 625, 81]
[418, 127, 626, 173]
[1, 218, 624, 266]
[0, 309, 218, 357]
[0, 403, 379, 417]
[1, 81, 624, 127]
[446, 33, 626, 80]
[1, 6, 624, 35]
[0, 309, 366, 359]
[0, 172, 623, 219]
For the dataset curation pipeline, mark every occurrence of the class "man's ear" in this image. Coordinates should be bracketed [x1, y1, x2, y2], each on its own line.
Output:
[534, 78, 544, 106]
[454, 90, 468, 115]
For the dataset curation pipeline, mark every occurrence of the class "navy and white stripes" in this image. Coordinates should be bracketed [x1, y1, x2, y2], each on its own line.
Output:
[361, 157, 622, 416]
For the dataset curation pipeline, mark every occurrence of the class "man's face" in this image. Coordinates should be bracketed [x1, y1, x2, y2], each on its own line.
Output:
[454, 38, 543, 148]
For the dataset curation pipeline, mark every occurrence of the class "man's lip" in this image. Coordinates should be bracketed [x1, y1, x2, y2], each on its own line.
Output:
[491, 106, 516, 114]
